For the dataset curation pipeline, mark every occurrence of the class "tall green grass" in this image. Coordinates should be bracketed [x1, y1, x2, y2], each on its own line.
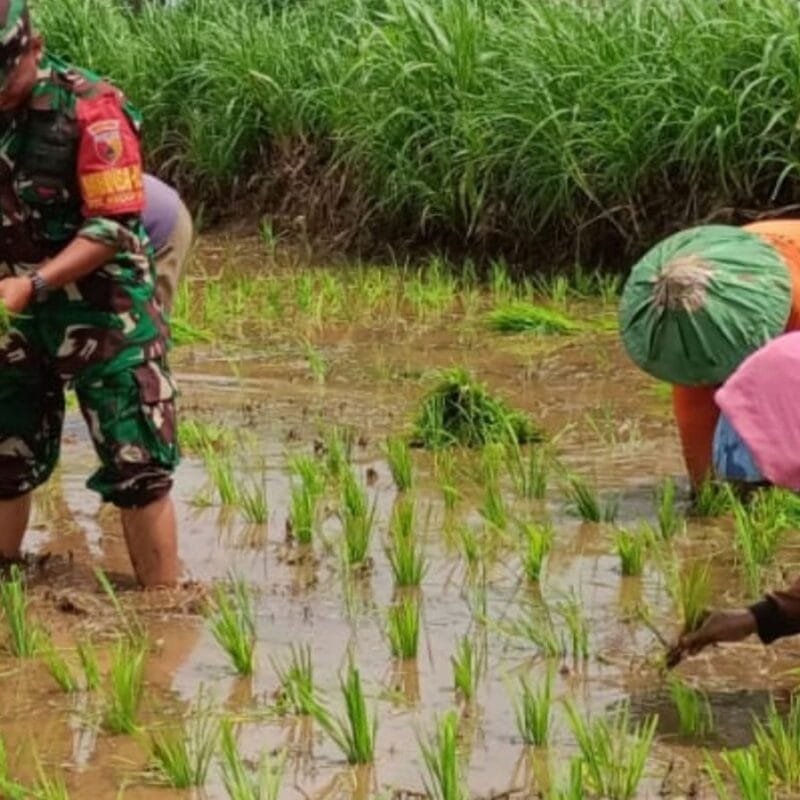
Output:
[39, 0, 800, 254]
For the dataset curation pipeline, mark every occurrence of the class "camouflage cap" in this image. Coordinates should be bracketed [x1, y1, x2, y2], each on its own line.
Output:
[0, 0, 30, 81]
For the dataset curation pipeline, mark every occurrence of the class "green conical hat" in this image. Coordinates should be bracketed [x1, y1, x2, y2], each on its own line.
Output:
[619, 224, 792, 386]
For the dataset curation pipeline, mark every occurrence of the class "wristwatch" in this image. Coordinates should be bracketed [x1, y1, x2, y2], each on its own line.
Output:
[29, 271, 50, 303]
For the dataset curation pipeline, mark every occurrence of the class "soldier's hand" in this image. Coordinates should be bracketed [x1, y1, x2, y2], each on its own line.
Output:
[667, 609, 757, 668]
[0, 276, 33, 314]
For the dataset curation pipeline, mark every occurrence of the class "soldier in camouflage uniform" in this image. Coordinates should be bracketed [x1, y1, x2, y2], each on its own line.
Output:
[0, 0, 180, 587]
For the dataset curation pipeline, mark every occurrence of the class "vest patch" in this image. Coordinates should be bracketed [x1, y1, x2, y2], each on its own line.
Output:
[87, 119, 123, 165]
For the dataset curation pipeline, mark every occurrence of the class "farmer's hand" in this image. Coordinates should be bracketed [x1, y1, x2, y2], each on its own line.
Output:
[667, 609, 757, 668]
[0, 276, 32, 314]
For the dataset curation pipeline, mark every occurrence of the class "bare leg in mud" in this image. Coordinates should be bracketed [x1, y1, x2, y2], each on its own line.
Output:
[0, 493, 32, 558]
[120, 494, 179, 588]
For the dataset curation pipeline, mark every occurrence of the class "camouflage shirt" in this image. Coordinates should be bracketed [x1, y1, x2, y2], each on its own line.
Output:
[0, 51, 148, 270]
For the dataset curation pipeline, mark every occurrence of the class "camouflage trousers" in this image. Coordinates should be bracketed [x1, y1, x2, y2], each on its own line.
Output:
[0, 263, 180, 508]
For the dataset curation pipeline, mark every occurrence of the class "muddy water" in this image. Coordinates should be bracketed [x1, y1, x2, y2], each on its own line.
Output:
[7, 269, 800, 799]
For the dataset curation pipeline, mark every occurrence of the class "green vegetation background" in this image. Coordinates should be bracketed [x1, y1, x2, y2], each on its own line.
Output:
[40, 0, 800, 262]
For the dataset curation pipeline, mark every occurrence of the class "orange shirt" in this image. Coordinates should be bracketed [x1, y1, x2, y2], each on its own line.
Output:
[673, 220, 800, 486]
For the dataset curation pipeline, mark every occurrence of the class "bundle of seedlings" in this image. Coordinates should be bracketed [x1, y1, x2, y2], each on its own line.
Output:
[411, 368, 540, 449]
[487, 302, 579, 334]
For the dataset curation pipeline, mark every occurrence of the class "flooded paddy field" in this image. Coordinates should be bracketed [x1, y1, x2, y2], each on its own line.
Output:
[6, 236, 800, 799]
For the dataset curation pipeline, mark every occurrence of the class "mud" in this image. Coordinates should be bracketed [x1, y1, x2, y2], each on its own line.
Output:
[3, 251, 799, 799]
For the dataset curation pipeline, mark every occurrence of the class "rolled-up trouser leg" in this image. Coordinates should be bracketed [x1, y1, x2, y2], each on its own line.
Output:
[154, 198, 193, 314]
[76, 356, 179, 508]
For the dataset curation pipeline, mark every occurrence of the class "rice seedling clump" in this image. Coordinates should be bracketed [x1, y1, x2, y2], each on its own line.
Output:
[412, 368, 540, 449]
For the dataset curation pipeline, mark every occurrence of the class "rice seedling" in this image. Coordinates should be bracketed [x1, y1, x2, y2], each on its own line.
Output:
[77, 638, 100, 691]
[451, 634, 482, 703]
[487, 302, 579, 334]
[506, 443, 549, 500]
[32, 759, 69, 800]
[178, 419, 235, 455]
[412, 367, 539, 449]
[656, 477, 684, 539]
[505, 609, 566, 658]
[613, 525, 652, 577]
[0, 565, 42, 657]
[42, 637, 79, 693]
[387, 522, 426, 588]
[103, 637, 147, 735]
[204, 449, 238, 506]
[309, 661, 376, 765]
[238, 477, 269, 525]
[564, 701, 657, 800]
[690, 479, 733, 517]
[0, 302, 10, 338]
[480, 479, 508, 532]
[323, 426, 354, 482]
[667, 559, 712, 634]
[289, 482, 317, 545]
[207, 577, 256, 676]
[340, 468, 377, 567]
[549, 758, 585, 800]
[384, 436, 414, 491]
[457, 525, 482, 575]
[668, 677, 713, 737]
[273, 644, 315, 716]
[287, 453, 326, 499]
[144, 707, 219, 788]
[419, 711, 468, 800]
[512, 668, 554, 747]
[733, 492, 787, 596]
[752, 695, 800, 788]
[220, 719, 286, 800]
[706, 749, 774, 800]
[303, 339, 328, 383]
[565, 476, 617, 523]
[94, 568, 145, 644]
[0, 737, 24, 799]
[519, 521, 553, 582]
[386, 597, 420, 660]
[557, 591, 589, 660]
